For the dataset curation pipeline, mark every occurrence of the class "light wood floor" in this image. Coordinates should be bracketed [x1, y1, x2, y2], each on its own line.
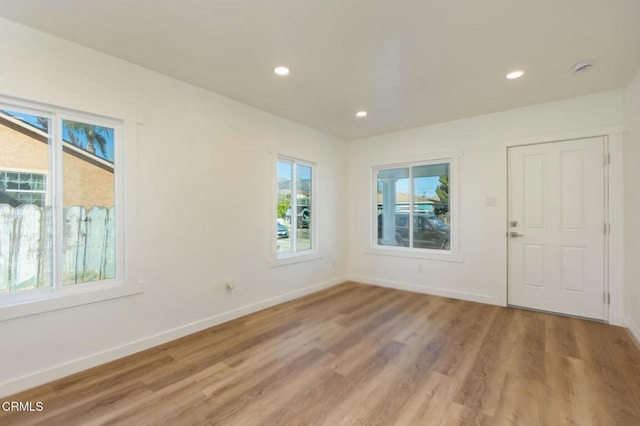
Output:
[2, 282, 640, 425]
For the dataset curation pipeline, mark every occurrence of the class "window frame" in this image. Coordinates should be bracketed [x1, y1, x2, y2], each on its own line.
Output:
[0, 96, 138, 320]
[272, 155, 319, 266]
[55, 111, 123, 291]
[370, 155, 462, 262]
[0, 168, 49, 206]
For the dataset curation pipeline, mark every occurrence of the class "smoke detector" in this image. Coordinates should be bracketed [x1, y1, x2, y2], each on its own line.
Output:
[573, 60, 594, 73]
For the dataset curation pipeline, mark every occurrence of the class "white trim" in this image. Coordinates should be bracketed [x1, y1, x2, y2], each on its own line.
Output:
[0, 276, 346, 398]
[363, 248, 464, 263]
[625, 317, 640, 348]
[0, 94, 130, 129]
[370, 153, 461, 261]
[607, 132, 624, 326]
[493, 125, 624, 148]
[0, 283, 143, 322]
[368, 150, 464, 167]
[269, 253, 322, 268]
[53, 113, 63, 292]
[273, 154, 317, 262]
[500, 127, 625, 324]
[349, 275, 503, 306]
[0, 95, 138, 320]
[604, 135, 611, 322]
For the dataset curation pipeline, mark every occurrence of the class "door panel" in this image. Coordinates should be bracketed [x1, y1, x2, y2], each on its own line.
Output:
[523, 244, 545, 288]
[508, 137, 606, 320]
[523, 154, 546, 229]
[561, 246, 586, 293]
[561, 150, 586, 229]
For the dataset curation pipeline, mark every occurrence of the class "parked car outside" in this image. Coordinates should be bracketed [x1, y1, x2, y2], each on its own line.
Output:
[297, 206, 310, 228]
[277, 222, 289, 238]
[378, 212, 450, 250]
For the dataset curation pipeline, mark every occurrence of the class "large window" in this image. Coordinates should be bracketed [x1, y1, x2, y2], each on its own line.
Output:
[276, 157, 314, 257]
[376, 161, 451, 251]
[0, 104, 120, 303]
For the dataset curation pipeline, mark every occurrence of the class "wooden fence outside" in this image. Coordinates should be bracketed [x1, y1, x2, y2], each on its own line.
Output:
[0, 204, 115, 294]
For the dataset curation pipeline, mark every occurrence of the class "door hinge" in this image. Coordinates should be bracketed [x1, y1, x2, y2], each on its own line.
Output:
[603, 152, 611, 165]
[604, 223, 610, 235]
[604, 292, 611, 305]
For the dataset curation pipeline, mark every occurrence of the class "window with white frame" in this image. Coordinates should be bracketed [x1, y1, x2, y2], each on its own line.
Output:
[0, 171, 48, 207]
[0, 104, 121, 302]
[276, 157, 314, 257]
[375, 160, 452, 252]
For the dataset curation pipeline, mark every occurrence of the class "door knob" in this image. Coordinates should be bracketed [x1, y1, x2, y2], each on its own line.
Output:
[510, 232, 525, 238]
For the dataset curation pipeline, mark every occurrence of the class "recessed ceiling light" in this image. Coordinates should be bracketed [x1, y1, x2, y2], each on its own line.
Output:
[274, 66, 290, 76]
[506, 70, 525, 80]
[356, 111, 368, 118]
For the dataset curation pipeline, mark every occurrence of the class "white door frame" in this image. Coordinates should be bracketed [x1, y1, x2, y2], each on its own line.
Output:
[498, 126, 625, 325]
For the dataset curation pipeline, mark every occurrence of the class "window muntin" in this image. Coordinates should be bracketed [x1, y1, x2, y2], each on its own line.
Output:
[0, 104, 120, 302]
[376, 161, 451, 251]
[0, 171, 48, 207]
[276, 158, 313, 257]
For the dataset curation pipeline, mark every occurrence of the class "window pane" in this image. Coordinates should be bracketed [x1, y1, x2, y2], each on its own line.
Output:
[0, 109, 52, 294]
[62, 119, 115, 285]
[296, 164, 312, 251]
[412, 163, 450, 250]
[377, 167, 409, 247]
[277, 161, 292, 255]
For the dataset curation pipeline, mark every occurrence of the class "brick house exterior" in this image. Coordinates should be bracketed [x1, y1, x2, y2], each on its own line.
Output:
[0, 112, 114, 209]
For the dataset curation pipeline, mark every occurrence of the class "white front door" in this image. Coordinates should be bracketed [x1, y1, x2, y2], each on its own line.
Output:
[507, 137, 607, 320]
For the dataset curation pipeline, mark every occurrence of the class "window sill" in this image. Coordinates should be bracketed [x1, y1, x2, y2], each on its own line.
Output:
[365, 247, 464, 263]
[0, 282, 144, 322]
[270, 252, 322, 268]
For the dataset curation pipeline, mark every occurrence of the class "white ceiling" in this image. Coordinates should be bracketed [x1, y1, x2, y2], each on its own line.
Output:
[0, 0, 639, 140]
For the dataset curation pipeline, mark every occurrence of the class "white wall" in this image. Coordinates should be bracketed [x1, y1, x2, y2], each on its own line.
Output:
[623, 69, 640, 343]
[0, 14, 636, 399]
[348, 91, 625, 311]
[0, 18, 348, 396]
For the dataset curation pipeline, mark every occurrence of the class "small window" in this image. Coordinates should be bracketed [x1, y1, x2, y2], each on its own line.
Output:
[0, 171, 48, 207]
[276, 157, 314, 257]
[376, 161, 452, 252]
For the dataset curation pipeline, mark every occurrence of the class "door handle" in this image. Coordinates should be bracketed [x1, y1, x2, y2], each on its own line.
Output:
[510, 232, 525, 238]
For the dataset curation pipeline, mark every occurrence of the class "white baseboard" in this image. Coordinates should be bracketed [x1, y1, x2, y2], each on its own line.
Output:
[0, 276, 346, 398]
[348, 275, 503, 307]
[625, 316, 640, 348]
